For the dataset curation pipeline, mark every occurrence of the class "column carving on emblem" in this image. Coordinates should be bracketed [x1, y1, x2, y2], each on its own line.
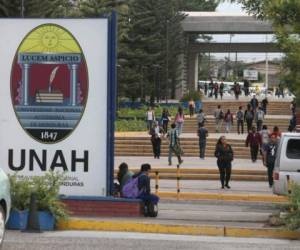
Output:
[22, 63, 31, 106]
[70, 64, 78, 106]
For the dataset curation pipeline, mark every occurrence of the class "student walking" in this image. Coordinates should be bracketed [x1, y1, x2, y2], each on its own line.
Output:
[198, 123, 208, 159]
[233, 82, 241, 100]
[167, 123, 183, 166]
[149, 121, 164, 159]
[188, 99, 195, 117]
[255, 107, 265, 132]
[146, 107, 155, 131]
[263, 134, 278, 188]
[197, 109, 206, 127]
[214, 82, 219, 99]
[219, 81, 224, 100]
[236, 106, 244, 134]
[161, 108, 170, 133]
[215, 136, 234, 189]
[261, 98, 268, 115]
[224, 109, 234, 133]
[175, 106, 185, 135]
[260, 125, 270, 164]
[250, 95, 259, 112]
[214, 105, 224, 133]
[204, 82, 208, 96]
[244, 104, 254, 133]
[246, 126, 262, 162]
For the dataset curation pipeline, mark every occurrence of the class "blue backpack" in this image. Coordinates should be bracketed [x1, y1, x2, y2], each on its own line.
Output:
[122, 175, 144, 198]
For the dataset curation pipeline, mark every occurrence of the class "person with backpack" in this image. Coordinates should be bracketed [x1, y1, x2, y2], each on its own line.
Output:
[124, 164, 159, 217]
[250, 95, 259, 112]
[175, 106, 185, 135]
[149, 121, 164, 159]
[198, 123, 208, 159]
[236, 106, 244, 134]
[246, 126, 262, 163]
[263, 134, 278, 188]
[215, 136, 234, 189]
[167, 123, 183, 166]
[214, 105, 224, 133]
[244, 104, 254, 133]
[255, 107, 265, 132]
[224, 109, 234, 133]
[197, 109, 206, 128]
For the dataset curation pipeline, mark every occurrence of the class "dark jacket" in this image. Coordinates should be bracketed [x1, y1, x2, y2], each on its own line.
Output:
[246, 132, 262, 147]
[133, 172, 151, 195]
[215, 143, 234, 163]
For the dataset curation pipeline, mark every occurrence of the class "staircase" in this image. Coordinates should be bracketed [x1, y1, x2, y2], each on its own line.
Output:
[115, 137, 259, 159]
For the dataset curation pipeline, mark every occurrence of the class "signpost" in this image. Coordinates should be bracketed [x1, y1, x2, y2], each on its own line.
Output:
[243, 69, 258, 81]
[0, 17, 116, 197]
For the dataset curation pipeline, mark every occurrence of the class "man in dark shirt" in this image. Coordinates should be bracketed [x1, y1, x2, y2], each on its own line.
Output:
[246, 126, 262, 162]
[134, 164, 159, 217]
[250, 95, 259, 111]
[198, 123, 208, 159]
[261, 98, 269, 115]
[263, 134, 278, 188]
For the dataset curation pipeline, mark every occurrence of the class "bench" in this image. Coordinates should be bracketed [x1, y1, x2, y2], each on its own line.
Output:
[61, 196, 144, 217]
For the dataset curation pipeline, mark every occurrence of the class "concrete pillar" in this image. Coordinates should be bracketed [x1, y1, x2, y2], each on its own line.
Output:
[70, 64, 78, 106]
[187, 52, 199, 91]
[22, 63, 30, 106]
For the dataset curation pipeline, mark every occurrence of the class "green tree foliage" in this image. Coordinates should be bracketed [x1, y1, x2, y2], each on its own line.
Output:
[0, 0, 73, 17]
[180, 0, 220, 11]
[233, 0, 300, 103]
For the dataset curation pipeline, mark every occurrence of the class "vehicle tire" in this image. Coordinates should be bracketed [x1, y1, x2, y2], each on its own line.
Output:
[0, 205, 5, 249]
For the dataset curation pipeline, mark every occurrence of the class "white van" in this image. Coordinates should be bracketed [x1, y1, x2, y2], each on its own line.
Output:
[273, 133, 300, 195]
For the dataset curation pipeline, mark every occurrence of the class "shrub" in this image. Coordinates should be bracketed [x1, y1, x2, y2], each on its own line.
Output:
[180, 90, 203, 102]
[283, 183, 300, 230]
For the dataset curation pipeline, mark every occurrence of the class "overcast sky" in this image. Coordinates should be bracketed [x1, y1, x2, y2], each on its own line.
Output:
[209, 1, 282, 62]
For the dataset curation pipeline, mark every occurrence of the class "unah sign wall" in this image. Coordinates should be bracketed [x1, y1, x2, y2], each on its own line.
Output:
[0, 19, 114, 197]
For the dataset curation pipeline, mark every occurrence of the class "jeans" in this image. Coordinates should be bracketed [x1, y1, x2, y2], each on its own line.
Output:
[162, 120, 169, 133]
[138, 193, 160, 205]
[217, 160, 232, 187]
[215, 119, 223, 132]
[151, 138, 161, 158]
[176, 122, 184, 135]
[168, 145, 182, 165]
[147, 120, 153, 131]
[225, 121, 232, 133]
[237, 120, 244, 134]
[267, 163, 275, 187]
[199, 140, 206, 159]
[250, 144, 259, 162]
[246, 119, 253, 133]
[256, 120, 263, 131]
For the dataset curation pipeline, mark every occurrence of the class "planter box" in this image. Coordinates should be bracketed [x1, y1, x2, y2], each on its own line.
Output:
[6, 209, 54, 231]
[6, 209, 28, 230]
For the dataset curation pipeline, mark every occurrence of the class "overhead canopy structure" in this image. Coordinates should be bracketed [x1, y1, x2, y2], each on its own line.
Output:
[179, 12, 278, 95]
[181, 12, 274, 34]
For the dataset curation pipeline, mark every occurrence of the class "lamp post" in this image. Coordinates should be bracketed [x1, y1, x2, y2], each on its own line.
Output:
[21, 0, 25, 17]
[166, 19, 170, 103]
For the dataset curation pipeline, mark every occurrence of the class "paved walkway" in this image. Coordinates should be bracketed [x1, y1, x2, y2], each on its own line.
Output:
[115, 156, 264, 170]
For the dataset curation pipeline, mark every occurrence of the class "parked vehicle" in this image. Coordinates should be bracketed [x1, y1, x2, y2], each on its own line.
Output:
[0, 168, 11, 249]
[273, 133, 300, 195]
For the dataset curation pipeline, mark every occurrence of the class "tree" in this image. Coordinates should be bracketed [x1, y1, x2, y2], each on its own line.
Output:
[233, 0, 300, 103]
[180, 0, 220, 11]
[0, 0, 73, 17]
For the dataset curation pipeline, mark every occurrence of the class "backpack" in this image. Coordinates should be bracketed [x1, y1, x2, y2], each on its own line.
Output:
[245, 110, 253, 120]
[122, 176, 143, 198]
[218, 110, 224, 119]
[257, 111, 264, 121]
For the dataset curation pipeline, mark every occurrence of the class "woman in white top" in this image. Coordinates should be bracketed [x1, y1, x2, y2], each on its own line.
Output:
[146, 107, 155, 131]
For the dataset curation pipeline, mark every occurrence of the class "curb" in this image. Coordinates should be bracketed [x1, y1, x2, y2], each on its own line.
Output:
[57, 219, 300, 240]
[157, 192, 288, 203]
